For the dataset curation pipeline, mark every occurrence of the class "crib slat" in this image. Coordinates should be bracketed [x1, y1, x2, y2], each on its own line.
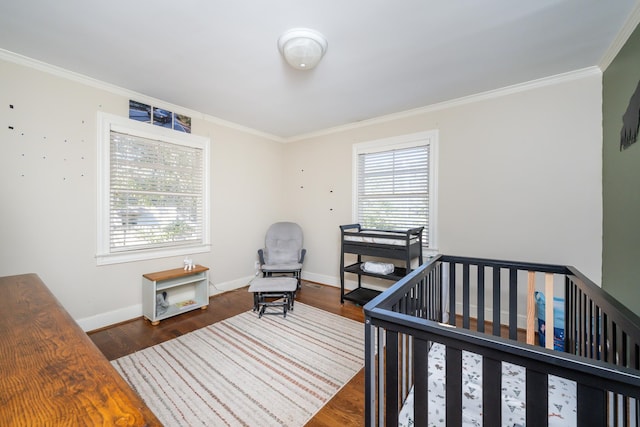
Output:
[493, 266, 501, 336]
[594, 303, 602, 361]
[579, 289, 586, 357]
[577, 383, 606, 426]
[385, 331, 399, 427]
[509, 268, 518, 340]
[413, 338, 428, 427]
[566, 278, 575, 353]
[612, 322, 620, 365]
[587, 299, 595, 359]
[604, 314, 612, 364]
[434, 265, 442, 321]
[426, 268, 435, 320]
[463, 264, 470, 329]
[449, 262, 456, 326]
[526, 369, 548, 426]
[364, 323, 377, 427]
[616, 325, 624, 368]
[401, 333, 409, 399]
[483, 356, 501, 426]
[377, 327, 385, 427]
[596, 304, 603, 361]
[445, 346, 462, 427]
[477, 265, 486, 333]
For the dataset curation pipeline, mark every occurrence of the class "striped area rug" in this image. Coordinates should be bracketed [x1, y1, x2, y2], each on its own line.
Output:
[112, 303, 364, 426]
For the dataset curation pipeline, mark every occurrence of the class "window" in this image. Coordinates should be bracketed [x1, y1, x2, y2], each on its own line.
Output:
[353, 131, 438, 251]
[97, 112, 210, 265]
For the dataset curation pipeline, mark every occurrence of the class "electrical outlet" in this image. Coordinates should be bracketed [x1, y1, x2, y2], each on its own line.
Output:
[254, 261, 260, 270]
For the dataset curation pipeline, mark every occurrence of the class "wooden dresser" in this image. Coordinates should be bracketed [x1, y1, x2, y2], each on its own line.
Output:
[0, 274, 160, 426]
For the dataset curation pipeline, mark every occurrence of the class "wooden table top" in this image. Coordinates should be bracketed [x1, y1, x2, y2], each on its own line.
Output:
[0, 273, 160, 426]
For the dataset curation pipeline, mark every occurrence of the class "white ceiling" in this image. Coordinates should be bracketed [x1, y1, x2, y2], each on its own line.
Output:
[0, 1, 637, 139]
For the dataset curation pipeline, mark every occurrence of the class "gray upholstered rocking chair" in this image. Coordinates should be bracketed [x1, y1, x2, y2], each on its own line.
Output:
[258, 222, 306, 287]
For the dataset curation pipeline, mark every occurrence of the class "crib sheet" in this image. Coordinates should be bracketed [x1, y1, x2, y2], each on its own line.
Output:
[398, 343, 577, 427]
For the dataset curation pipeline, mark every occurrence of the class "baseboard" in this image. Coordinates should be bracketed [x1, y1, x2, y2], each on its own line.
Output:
[77, 304, 143, 332]
[208, 275, 255, 295]
[301, 272, 394, 292]
[301, 271, 339, 287]
[308, 274, 529, 328]
[77, 272, 389, 332]
[79, 277, 256, 332]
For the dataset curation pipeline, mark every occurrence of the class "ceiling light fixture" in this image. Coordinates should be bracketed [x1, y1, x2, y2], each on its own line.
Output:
[278, 28, 328, 70]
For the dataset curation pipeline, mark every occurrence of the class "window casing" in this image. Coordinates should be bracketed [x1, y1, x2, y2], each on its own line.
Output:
[97, 112, 210, 265]
[353, 131, 438, 252]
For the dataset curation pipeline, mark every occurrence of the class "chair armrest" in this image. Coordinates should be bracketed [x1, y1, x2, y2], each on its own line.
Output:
[299, 248, 306, 264]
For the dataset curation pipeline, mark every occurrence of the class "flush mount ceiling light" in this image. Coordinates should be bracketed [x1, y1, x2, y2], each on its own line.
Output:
[278, 28, 328, 70]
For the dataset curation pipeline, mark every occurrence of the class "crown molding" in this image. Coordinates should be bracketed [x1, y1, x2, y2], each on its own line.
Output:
[599, 1, 640, 71]
[0, 47, 603, 145]
[283, 66, 602, 143]
[0, 48, 134, 99]
[201, 112, 284, 142]
[0, 48, 284, 143]
[0, 49, 206, 120]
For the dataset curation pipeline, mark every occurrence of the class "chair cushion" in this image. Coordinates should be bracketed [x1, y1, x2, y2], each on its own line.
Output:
[262, 263, 302, 272]
[263, 222, 303, 265]
[264, 245, 299, 265]
[248, 277, 298, 292]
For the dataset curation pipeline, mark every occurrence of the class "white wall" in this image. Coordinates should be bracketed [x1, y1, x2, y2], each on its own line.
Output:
[0, 55, 603, 330]
[0, 58, 285, 330]
[286, 71, 603, 288]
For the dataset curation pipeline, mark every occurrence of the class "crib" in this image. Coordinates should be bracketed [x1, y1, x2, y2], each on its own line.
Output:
[364, 255, 640, 426]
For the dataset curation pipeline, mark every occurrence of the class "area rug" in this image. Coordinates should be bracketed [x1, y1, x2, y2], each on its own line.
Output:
[112, 303, 364, 426]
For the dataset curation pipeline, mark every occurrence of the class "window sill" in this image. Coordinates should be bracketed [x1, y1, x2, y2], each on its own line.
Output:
[96, 244, 211, 266]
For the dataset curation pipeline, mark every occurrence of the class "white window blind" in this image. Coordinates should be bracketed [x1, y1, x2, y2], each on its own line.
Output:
[109, 131, 205, 252]
[97, 112, 210, 265]
[357, 144, 430, 245]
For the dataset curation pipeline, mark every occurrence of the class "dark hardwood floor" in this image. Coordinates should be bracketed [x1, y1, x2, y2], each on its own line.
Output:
[88, 281, 366, 427]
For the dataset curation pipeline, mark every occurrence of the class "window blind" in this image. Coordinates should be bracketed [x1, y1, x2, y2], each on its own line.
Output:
[357, 144, 430, 245]
[109, 131, 204, 252]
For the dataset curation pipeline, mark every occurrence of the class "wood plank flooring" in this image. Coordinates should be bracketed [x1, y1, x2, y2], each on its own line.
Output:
[88, 281, 366, 427]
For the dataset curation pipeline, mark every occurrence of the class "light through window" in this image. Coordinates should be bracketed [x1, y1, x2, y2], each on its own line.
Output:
[97, 112, 210, 265]
[354, 131, 437, 250]
[110, 132, 204, 251]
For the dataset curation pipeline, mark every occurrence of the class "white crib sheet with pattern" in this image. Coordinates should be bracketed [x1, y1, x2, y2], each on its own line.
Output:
[398, 342, 577, 427]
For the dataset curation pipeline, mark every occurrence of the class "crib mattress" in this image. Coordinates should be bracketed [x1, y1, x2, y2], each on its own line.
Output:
[344, 230, 419, 246]
[398, 342, 577, 427]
